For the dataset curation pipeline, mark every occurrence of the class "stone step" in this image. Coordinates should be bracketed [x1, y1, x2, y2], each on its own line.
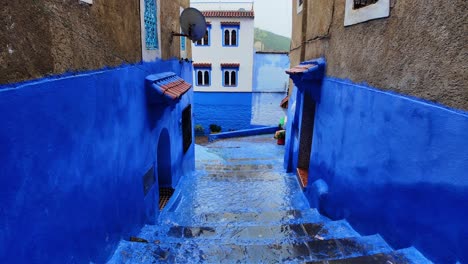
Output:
[306, 247, 433, 264]
[163, 220, 360, 244]
[173, 235, 392, 263]
[159, 207, 317, 227]
[198, 208, 329, 226]
[107, 234, 394, 264]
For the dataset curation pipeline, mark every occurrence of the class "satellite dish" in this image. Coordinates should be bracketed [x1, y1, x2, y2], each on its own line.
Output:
[179, 8, 207, 42]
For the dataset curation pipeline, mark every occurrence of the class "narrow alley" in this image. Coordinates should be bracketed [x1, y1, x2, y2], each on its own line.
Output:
[108, 135, 429, 263]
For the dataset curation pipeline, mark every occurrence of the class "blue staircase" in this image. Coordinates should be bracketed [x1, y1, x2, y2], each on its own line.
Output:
[107, 135, 431, 263]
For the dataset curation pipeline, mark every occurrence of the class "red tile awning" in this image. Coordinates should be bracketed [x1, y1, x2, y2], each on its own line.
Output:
[193, 63, 212, 68]
[285, 64, 318, 75]
[159, 79, 192, 100]
[221, 63, 240, 68]
[146, 73, 192, 103]
[202, 10, 255, 18]
[221, 21, 241, 26]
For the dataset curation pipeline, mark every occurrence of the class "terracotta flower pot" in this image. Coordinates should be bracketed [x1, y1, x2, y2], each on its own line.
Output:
[277, 138, 285, 145]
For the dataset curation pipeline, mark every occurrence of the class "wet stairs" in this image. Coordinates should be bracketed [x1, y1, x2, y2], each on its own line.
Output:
[108, 135, 431, 263]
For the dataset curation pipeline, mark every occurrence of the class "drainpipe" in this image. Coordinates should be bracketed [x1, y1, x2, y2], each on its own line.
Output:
[300, 0, 309, 62]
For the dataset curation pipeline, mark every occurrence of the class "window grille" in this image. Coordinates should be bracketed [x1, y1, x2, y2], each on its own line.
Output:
[144, 0, 158, 49]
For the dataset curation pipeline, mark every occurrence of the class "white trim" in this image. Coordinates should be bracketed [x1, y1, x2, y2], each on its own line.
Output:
[79, 0, 93, 4]
[344, 0, 390, 26]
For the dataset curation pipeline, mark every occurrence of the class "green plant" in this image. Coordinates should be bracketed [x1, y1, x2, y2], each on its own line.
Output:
[195, 124, 205, 135]
[209, 124, 222, 133]
[274, 130, 285, 140]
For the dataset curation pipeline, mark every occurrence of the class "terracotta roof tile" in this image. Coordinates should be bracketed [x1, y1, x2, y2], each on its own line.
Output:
[221, 63, 240, 68]
[285, 64, 318, 75]
[193, 63, 212, 68]
[220, 21, 241, 26]
[202, 10, 254, 18]
[153, 75, 192, 100]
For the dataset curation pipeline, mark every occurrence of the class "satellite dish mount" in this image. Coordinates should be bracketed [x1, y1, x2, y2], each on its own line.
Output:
[171, 8, 207, 44]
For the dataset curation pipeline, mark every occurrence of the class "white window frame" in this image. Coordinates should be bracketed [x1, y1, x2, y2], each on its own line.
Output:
[344, 0, 390, 26]
[196, 69, 211, 86]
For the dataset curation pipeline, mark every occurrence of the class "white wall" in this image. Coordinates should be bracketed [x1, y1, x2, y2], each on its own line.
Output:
[191, 17, 255, 92]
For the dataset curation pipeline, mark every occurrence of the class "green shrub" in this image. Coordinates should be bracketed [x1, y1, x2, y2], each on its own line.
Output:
[194, 124, 205, 135]
[209, 124, 222, 133]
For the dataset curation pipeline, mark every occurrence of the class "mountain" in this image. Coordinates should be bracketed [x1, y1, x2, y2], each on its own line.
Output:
[254, 28, 291, 52]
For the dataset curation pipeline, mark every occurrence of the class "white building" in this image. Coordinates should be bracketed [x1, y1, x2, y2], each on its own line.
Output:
[191, 1, 255, 93]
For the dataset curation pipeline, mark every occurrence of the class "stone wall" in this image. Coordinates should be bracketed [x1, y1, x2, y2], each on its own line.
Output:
[290, 0, 468, 110]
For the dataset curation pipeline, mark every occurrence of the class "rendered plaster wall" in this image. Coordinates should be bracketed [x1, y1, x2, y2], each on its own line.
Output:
[253, 53, 290, 93]
[0, 60, 195, 264]
[0, 0, 141, 84]
[251, 53, 290, 126]
[160, 0, 192, 60]
[194, 92, 253, 134]
[304, 78, 468, 263]
[290, 0, 468, 110]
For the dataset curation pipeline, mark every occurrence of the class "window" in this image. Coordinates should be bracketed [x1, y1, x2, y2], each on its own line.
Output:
[181, 35, 186, 51]
[195, 69, 211, 86]
[297, 0, 303, 13]
[182, 105, 192, 153]
[144, 0, 158, 49]
[195, 25, 211, 46]
[221, 24, 240, 47]
[221, 64, 239, 87]
[354, 0, 379, 9]
[344, 0, 389, 26]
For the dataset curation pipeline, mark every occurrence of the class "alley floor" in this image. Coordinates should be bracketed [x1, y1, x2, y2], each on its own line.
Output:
[107, 135, 430, 263]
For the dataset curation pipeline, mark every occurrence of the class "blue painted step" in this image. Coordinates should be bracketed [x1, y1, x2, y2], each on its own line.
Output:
[161, 208, 329, 227]
[161, 220, 360, 244]
[172, 235, 393, 263]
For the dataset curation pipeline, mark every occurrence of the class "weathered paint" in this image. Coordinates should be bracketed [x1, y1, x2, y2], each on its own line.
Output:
[286, 62, 468, 263]
[193, 92, 253, 133]
[0, 60, 195, 264]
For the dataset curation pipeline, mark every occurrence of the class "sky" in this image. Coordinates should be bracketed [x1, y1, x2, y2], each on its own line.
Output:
[191, 0, 293, 38]
[254, 0, 292, 38]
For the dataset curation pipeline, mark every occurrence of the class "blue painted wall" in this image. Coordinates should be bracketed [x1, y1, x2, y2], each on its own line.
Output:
[291, 77, 468, 263]
[253, 53, 290, 93]
[194, 92, 253, 133]
[193, 53, 290, 133]
[0, 60, 195, 264]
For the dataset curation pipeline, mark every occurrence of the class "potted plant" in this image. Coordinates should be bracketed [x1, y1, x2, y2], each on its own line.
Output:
[209, 124, 222, 134]
[274, 130, 286, 145]
[195, 124, 205, 136]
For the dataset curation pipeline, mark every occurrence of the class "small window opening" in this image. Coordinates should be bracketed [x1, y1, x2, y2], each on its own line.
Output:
[224, 71, 230, 86]
[354, 0, 379, 9]
[231, 30, 237, 46]
[231, 71, 236, 86]
[197, 71, 203, 85]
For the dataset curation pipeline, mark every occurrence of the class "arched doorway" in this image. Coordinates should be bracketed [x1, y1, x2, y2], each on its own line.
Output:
[157, 128, 174, 209]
